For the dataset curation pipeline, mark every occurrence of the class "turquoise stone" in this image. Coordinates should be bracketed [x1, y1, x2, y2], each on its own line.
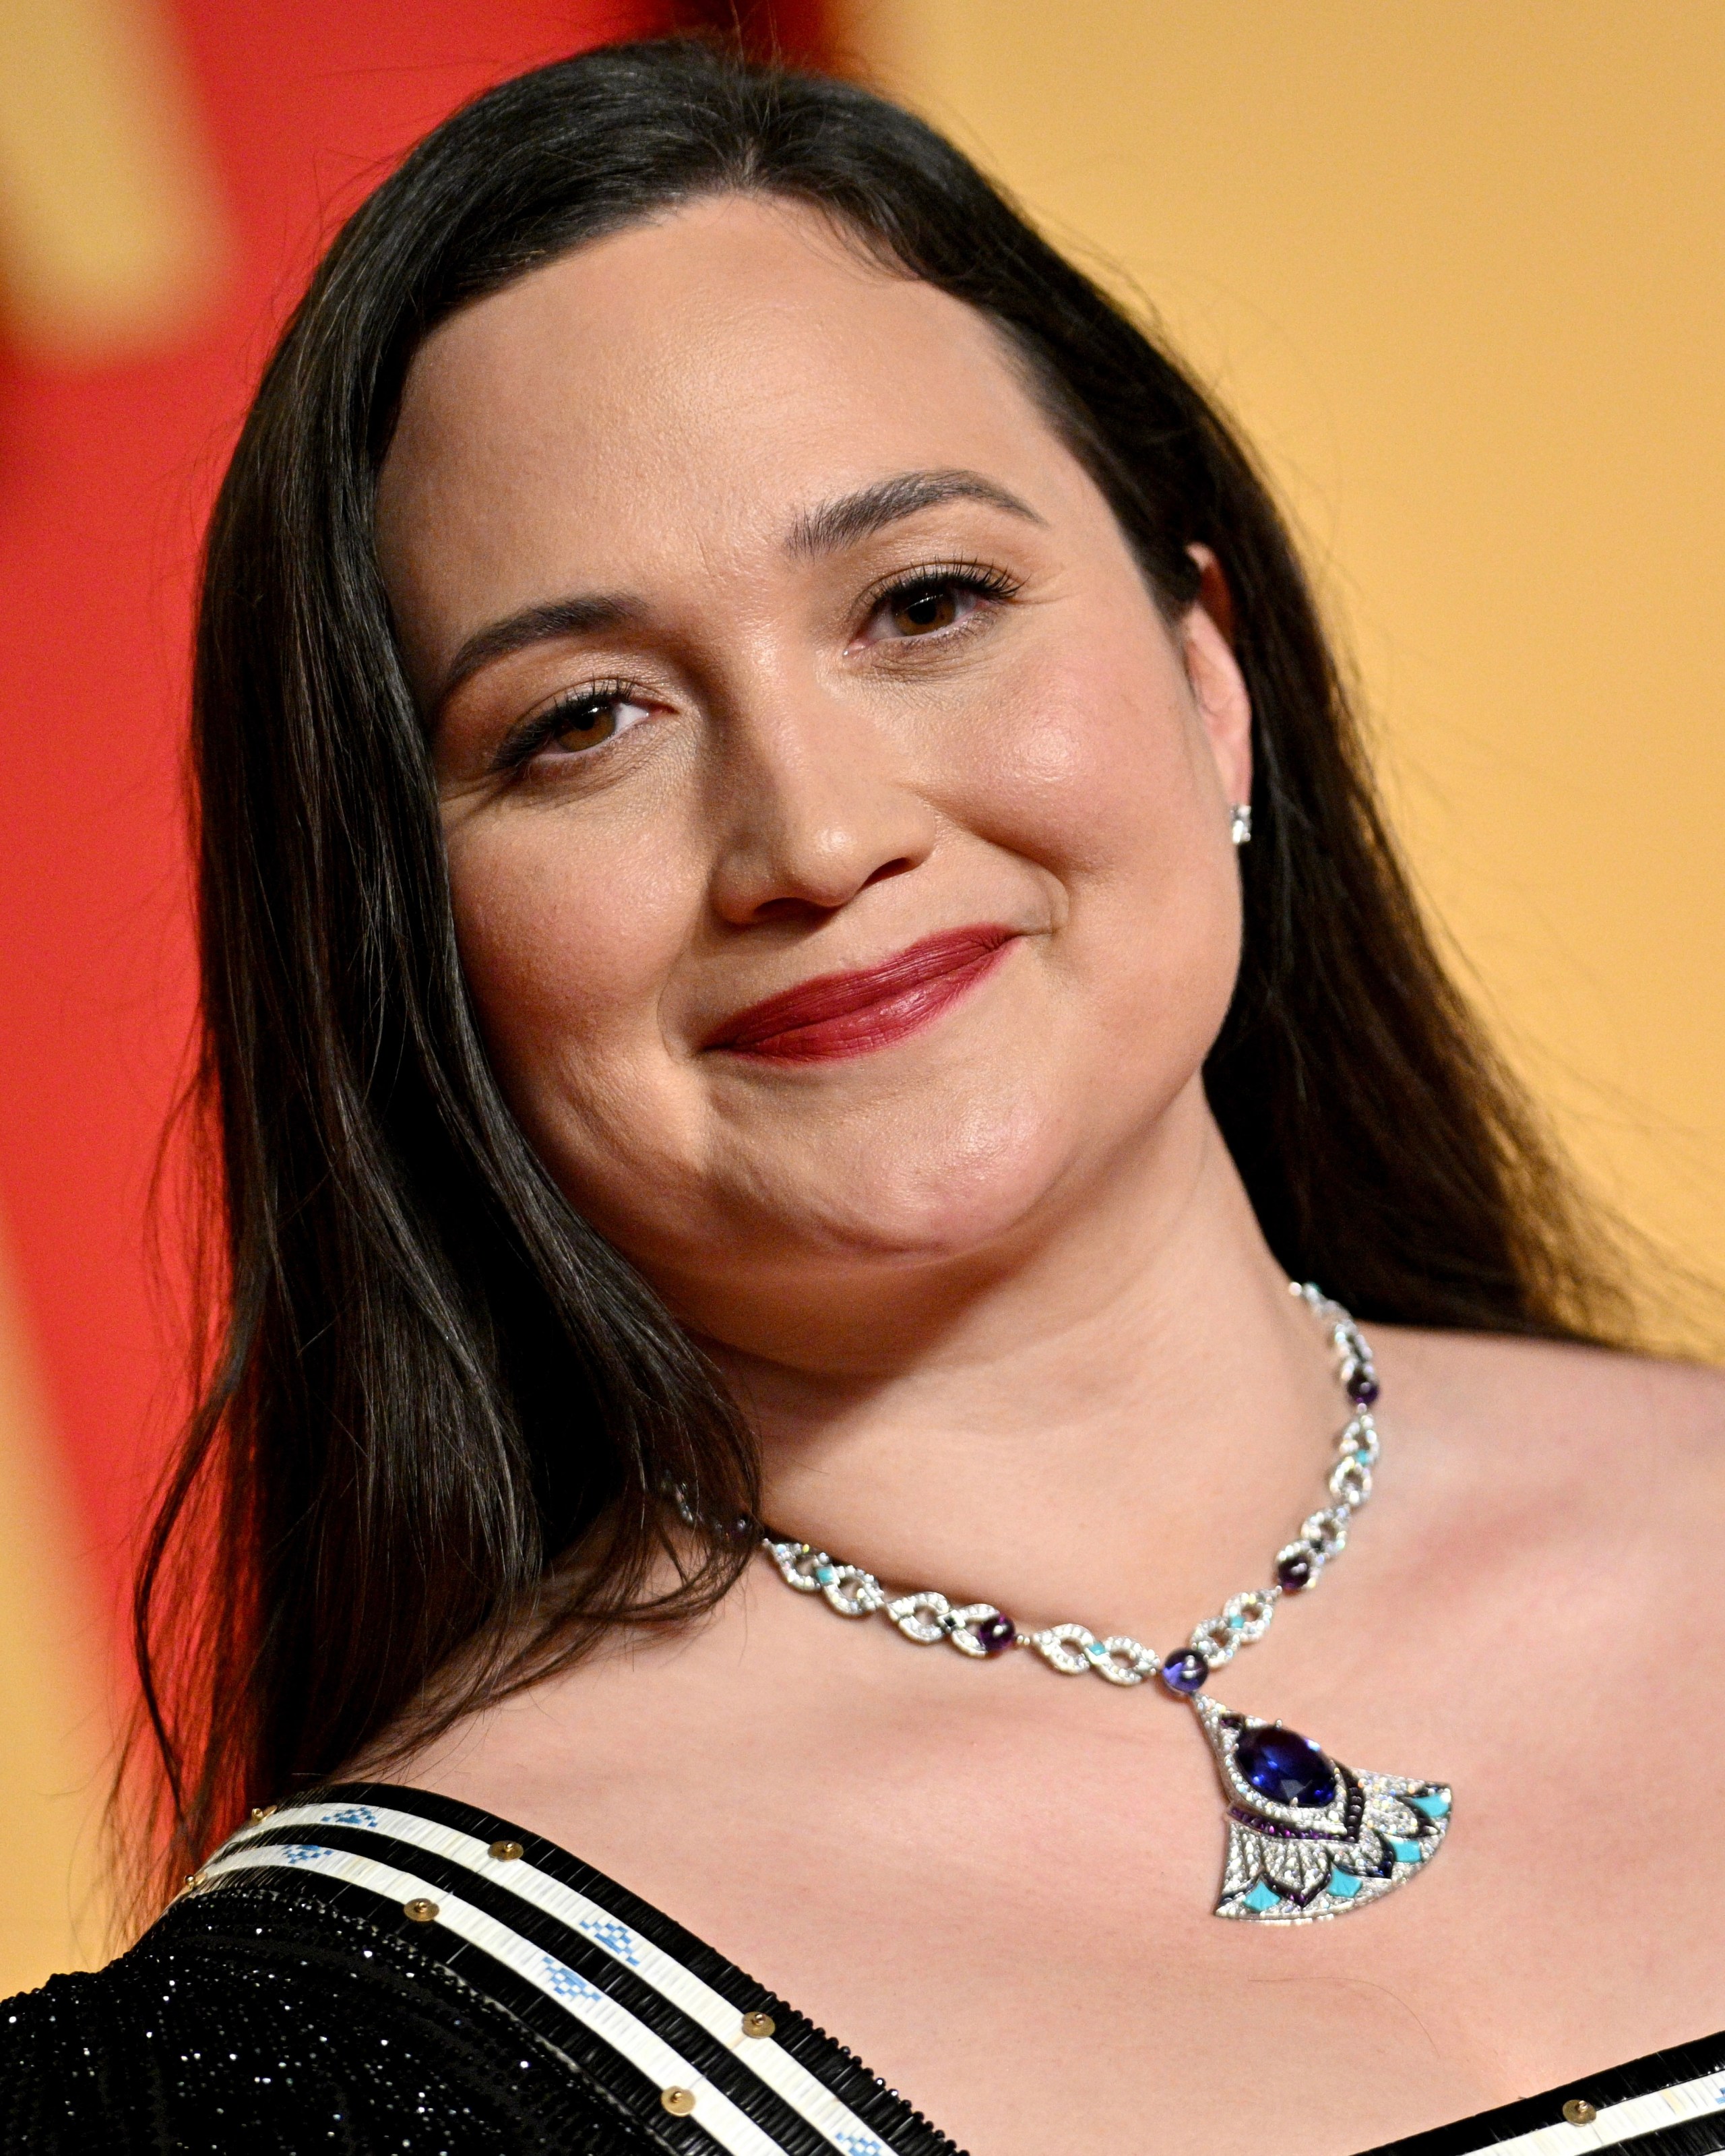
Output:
[1407, 1791, 1450, 1820]
[1241, 1882, 1284, 1913]
[815, 1564, 836, 1585]
[1327, 1869, 1362, 1899]
[1388, 1837, 1424, 1864]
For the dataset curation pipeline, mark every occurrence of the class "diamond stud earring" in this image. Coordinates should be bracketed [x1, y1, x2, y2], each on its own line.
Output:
[1230, 803, 1253, 846]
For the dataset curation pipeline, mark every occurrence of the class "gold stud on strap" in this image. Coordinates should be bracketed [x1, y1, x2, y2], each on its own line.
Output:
[741, 2010, 776, 2039]
[402, 1897, 439, 1923]
[660, 2086, 697, 2116]
[489, 1839, 524, 1861]
[1562, 2099, 1598, 2126]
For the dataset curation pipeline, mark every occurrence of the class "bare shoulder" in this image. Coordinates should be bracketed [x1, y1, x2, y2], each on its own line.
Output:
[1377, 1322, 1725, 1431]
[1369, 1321, 1725, 1544]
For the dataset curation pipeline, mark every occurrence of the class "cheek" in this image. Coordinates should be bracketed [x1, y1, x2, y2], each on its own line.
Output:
[444, 813, 687, 1126]
[947, 600, 1195, 832]
[951, 622, 1238, 952]
[954, 625, 1243, 1096]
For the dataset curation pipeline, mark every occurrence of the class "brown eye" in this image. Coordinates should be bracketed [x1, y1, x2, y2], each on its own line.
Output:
[888, 582, 962, 636]
[533, 687, 654, 759]
[859, 564, 1017, 650]
[549, 696, 621, 749]
[490, 684, 655, 778]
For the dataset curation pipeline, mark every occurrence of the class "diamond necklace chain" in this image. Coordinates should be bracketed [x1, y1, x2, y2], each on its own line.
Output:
[760, 1286, 1453, 1932]
[763, 1280, 1380, 1698]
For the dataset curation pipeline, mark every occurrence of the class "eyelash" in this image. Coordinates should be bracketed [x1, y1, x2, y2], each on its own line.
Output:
[491, 677, 642, 773]
[491, 561, 1022, 776]
[861, 558, 1022, 632]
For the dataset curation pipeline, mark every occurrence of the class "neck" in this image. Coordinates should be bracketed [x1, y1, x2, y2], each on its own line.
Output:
[693, 1087, 1346, 1647]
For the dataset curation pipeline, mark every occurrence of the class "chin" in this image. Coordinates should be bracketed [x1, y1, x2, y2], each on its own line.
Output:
[747, 1096, 1084, 1268]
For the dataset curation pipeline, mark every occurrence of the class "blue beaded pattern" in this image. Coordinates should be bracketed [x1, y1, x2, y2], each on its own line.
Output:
[201, 1792, 952, 2155]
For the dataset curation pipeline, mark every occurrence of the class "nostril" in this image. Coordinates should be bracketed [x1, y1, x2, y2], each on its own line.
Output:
[862, 858, 914, 889]
[750, 893, 840, 925]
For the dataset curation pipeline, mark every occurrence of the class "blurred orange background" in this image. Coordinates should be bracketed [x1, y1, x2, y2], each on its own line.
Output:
[5, 0, 1722, 1991]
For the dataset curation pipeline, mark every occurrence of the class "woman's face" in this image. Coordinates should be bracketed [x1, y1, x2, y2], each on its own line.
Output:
[377, 195, 1251, 1343]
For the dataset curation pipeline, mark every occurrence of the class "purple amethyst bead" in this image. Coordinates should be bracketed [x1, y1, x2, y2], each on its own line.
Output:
[1276, 1549, 1315, 1593]
[975, 1613, 1016, 1656]
[1160, 1649, 1209, 1695]
[1346, 1367, 1380, 1406]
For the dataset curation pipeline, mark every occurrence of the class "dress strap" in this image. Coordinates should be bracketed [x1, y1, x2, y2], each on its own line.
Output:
[1359, 2029, 1725, 2155]
[197, 1781, 964, 2156]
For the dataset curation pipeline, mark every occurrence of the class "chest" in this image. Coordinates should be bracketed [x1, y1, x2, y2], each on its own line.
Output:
[542, 1646, 1722, 2156]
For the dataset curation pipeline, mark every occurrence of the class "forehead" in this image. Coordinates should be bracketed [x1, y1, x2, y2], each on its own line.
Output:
[374, 194, 1075, 626]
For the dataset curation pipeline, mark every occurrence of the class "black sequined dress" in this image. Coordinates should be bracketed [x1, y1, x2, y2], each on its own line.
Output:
[3, 1783, 1722, 2155]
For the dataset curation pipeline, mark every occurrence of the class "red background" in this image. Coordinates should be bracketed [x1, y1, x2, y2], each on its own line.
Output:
[0, 0, 828, 1631]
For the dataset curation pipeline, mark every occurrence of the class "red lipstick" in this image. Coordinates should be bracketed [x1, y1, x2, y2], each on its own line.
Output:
[703, 925, 1017, 1064]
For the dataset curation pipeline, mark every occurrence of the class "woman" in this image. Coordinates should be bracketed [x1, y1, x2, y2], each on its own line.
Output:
[4, 34, 1722, 2156]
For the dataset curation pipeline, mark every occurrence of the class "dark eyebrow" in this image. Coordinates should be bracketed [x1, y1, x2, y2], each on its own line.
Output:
[431, 470, 1040, 714]
[434, 592, 640, 712]
[784, 468, 1044, 558]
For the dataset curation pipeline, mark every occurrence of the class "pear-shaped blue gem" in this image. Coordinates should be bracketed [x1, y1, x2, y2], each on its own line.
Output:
[1234, 1725, 1336, 1809]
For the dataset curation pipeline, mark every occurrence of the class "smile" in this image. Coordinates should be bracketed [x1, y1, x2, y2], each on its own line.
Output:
[701, 925, 1017, 1064]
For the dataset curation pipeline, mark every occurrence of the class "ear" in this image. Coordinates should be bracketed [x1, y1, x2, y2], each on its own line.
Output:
[1181, 544, 1253, 815]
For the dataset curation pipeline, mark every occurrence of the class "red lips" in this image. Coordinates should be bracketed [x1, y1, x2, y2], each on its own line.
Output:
[703, 925, 1017, 1064]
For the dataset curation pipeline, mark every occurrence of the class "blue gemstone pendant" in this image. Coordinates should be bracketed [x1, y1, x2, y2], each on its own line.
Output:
[1191, 1694, 1451, 1923]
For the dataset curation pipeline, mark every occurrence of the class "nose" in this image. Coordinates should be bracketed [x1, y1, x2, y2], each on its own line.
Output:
[705, 689, 939, 927]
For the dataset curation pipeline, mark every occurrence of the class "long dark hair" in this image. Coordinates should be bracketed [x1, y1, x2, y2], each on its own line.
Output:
[133, 34, 1628, 1905]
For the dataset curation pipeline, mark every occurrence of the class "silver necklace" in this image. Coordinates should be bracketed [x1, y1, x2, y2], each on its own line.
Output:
[763, 1281, 1450, 1923]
